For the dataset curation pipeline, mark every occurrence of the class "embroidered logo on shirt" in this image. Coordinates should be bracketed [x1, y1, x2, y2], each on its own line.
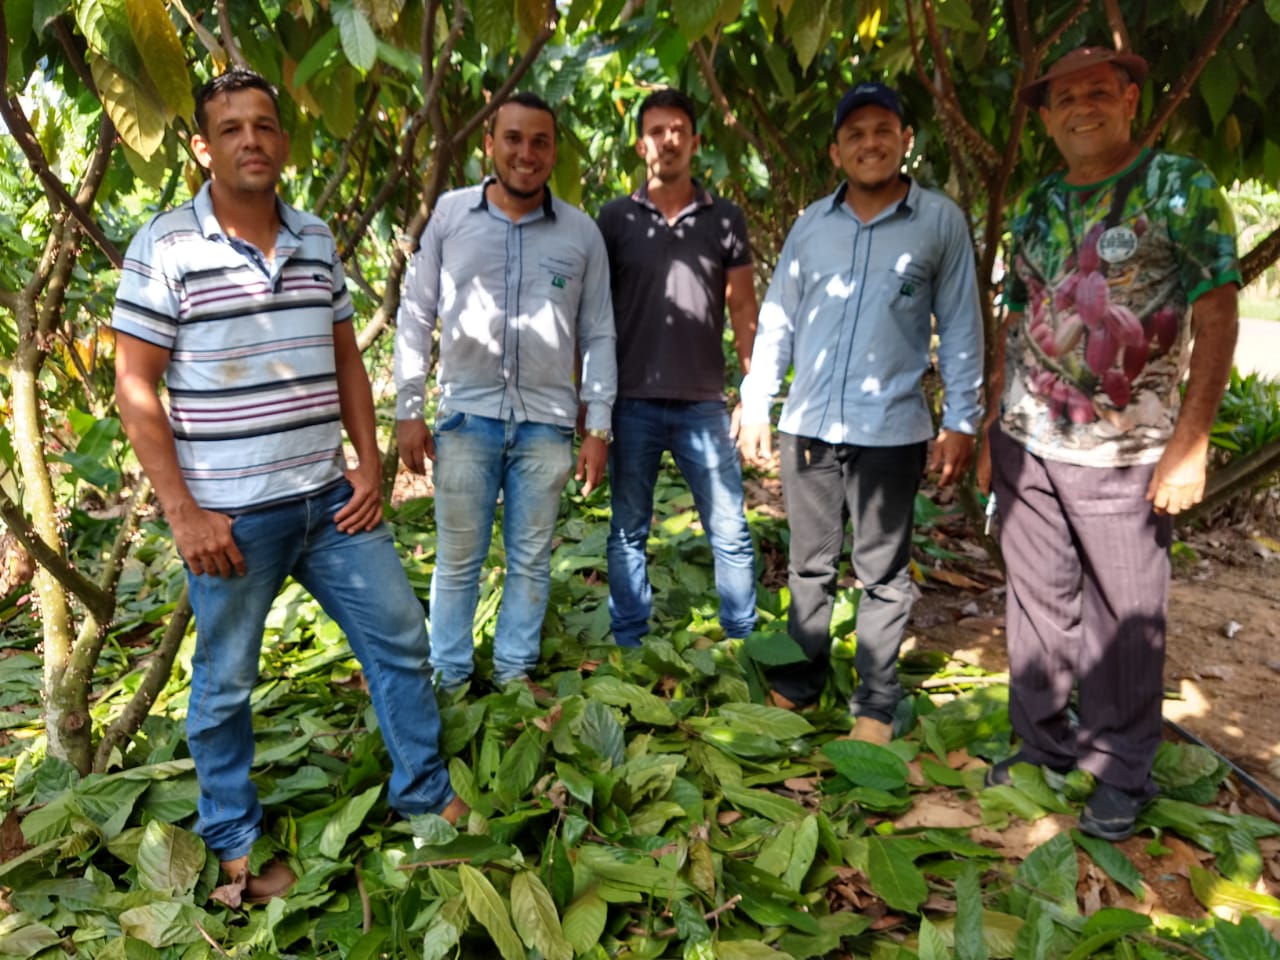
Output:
[899, 281, 916, 296]
[551, 274, 567, 289]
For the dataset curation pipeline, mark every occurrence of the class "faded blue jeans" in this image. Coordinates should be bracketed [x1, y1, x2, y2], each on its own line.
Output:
[607, 398, 757, 647]
[429, 410, 574, 686]
[185, 481, 453, 861]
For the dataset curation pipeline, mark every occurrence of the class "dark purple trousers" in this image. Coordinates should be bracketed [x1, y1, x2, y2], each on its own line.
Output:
[990, 425, 1172, 795]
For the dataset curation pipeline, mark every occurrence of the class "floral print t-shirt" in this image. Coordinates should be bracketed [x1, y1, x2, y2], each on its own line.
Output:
[1000, 149, 1240, 467]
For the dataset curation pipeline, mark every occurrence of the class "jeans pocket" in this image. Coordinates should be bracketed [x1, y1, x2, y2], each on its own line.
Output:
[435, 408, 466, 433]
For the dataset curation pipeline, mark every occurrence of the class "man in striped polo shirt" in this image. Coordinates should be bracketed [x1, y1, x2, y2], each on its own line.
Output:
[113, 69, 464, 904]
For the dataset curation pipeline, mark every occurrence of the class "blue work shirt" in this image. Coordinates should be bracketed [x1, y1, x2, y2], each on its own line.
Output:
[741, 177, 983, 445]
[395, 179, 617, 432]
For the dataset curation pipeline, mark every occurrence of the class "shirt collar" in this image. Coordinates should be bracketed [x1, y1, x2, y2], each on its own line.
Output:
[827, 174, 916, 219]
[192, 180, 302, 241]
[473, 176, 557, 221]
[631, 179, 714, 217]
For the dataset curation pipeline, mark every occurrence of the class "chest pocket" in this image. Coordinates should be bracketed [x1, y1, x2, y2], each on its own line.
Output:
[538, 254, 583, 305]
[884, 263, 931, 313]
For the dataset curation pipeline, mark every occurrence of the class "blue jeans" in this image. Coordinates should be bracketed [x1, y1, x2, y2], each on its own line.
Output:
[185, 481, 453, 861]
[607, 398, 757, 647]
[430, 410, 574, 685]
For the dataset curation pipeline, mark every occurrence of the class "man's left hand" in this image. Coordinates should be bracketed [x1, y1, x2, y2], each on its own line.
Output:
[928, 430, 975, 487]
[575, 435, 608, 496]
[1147, 440, 1208, 515]
[335, 463, 384, 533]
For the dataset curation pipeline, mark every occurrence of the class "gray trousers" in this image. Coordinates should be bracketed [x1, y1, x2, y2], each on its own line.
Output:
[990, 425, 1171, 795]
[772, 433, 926, 716]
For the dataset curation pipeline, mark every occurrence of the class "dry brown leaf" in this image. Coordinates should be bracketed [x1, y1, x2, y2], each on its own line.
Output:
[970, 813, 1075, 859]
[893, 792, 983, 830]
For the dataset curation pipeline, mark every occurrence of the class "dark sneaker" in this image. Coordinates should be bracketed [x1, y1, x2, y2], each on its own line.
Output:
[984, 751, 1072, 789]
[1079, 782, 1152, 841]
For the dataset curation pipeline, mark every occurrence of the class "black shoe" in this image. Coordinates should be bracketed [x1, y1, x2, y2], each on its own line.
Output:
[984, 751, 1072, 789]
[1079, 782, 1152, 841]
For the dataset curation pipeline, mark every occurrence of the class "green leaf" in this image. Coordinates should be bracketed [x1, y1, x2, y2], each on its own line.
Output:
[584, 676, 677, 726]
[292, 27, 341, 89]
[954, 861, 988, 960]
[780, 816, 819, 891]
[1071, 830, 1145, 899]
[123, 0, 192, 119]
[510, 871, 572, 960]
[822, 740, 910, 791]
[715, 939, 798, 959]
[89, 53, 167, 159]
[332, 0, 377, 71]
[77, 0, 144, 81]
[472, 0, 514, 53]
[458, 863, 532, 960]
[1267, 0, 1280, 23]
[117, 902, 213, 949]
[741, 630, 808, 666]
[421, 897, 463, 960]
[673, 0, 722, 40]
[720, 782, 807, 823]
[716, 702, 814, 739]
[785, 0, 834, 72]
[866, 836, 928, 913]
[1064, 909, 1151, 960]
[1151, 741, 1221, 788]
[135, 820, 204, 896]
[0, 915, 61, 959]
[318, 783, 382, 859]
[1198, 51, 1239, 128]
[575, 844, 694, 898]
[495, 728, 545, 810]
[1011, 833, 1077, 917]
[576, 698, 627, 767]
[555, 761, 595, 805]
[1190, 864, 1280, 917]
[918, 915, 950, 960]
[562, 888, 608, 954]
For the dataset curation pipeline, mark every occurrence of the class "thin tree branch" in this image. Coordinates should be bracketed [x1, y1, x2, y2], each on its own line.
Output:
[0, 493, 115, 624]
[317, 83, 380, 216]
[1102, 0, 1132, 51]
[91, 588, 192, 772]
[448, 13, 558, 150]
[0, 9, 122, 267]
[1241, 224, 1280, 288]
[905, 1, 1000, 180]
[1138, 0, 1249, 147]
[216, 1, 248, 68]
[691, 42, 770, 160]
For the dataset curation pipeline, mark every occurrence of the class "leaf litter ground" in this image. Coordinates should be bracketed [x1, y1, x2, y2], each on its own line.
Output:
[0, 465, 1277, 958]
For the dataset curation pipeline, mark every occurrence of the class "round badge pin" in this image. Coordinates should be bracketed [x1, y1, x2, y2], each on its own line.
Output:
[1097, 225, 1138, 264]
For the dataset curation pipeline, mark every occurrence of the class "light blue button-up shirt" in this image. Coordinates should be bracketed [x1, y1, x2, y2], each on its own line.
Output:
[741, 178, 983, 445]
[395, 179, 617, 431]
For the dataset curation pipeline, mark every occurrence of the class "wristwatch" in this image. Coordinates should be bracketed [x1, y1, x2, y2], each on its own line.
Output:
[585, 427, 613, 444]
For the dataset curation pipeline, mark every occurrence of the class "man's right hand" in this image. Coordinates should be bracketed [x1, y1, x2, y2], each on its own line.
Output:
[396, 418, 435, 475]
[170, 503, 245, 577]
[737, 421, 773, 466]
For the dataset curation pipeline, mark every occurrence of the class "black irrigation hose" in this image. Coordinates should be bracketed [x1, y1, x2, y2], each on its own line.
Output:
[1164, 717, 1280, 814]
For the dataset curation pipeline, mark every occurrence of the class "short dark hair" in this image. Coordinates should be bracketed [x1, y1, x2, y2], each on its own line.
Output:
[194, 68, 280, 135]
[488, 92, 557, 135]
[636, 88, 698, 135]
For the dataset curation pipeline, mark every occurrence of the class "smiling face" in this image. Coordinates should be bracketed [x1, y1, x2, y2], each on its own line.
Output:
[636, 104, 699, 185]
[829, 104, 912, 194]
[191, 87, 288, 198]
[1040, 63, 1138, 180]
[485, 101, 557, 203]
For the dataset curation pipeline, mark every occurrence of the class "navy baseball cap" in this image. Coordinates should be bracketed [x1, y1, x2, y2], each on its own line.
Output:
[833, 82, 903, 134]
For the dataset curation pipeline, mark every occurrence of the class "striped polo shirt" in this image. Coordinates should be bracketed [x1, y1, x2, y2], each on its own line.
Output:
[112, 182, 351, 512]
